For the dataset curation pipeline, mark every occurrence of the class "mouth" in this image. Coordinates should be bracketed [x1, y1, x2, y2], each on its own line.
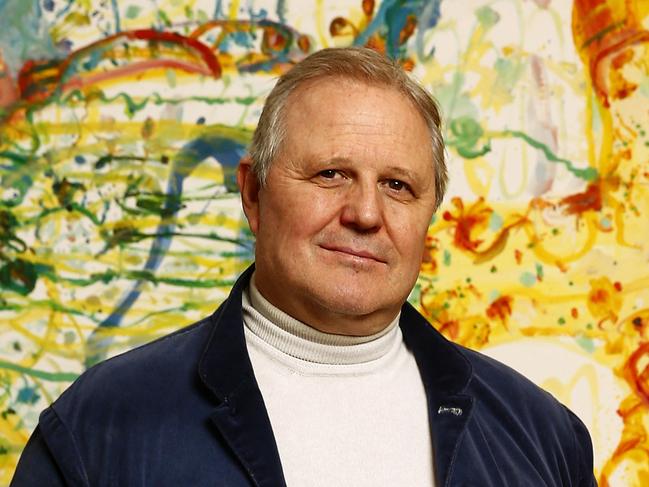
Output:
[319, 244, 387, 264]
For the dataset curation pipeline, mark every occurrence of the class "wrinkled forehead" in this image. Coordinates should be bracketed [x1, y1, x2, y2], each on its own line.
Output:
[280, 76, 432, 158]
[283, 75, 409, 117]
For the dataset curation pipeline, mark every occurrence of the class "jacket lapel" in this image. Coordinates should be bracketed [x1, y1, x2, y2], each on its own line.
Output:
[198, 266, 286, 487]
[400, 304, 475, 487]
[196, 266, 475, 487]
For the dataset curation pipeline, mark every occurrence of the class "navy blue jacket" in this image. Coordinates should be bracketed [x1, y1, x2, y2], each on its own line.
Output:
[12, 266, 596, 486]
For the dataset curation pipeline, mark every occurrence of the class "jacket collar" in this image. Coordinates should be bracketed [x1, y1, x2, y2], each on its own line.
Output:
[199, 265, 474, 487]
[199, 265, 286, 487]
[400, 303, 475, 487]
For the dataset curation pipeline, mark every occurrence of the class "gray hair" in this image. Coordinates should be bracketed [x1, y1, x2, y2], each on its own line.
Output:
[248, 47, 448, 209]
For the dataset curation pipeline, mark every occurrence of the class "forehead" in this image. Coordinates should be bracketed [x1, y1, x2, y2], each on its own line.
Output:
[280, 77, 433, 167]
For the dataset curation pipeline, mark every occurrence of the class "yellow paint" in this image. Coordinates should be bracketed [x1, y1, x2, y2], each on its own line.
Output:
[228, 0, 240, 20]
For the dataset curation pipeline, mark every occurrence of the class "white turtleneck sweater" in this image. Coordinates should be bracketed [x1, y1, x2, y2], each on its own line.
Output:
[242, 277, 436, 487]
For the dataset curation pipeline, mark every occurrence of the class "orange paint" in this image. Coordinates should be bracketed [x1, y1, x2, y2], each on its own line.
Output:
[362, 0, 375, 17]
[572, 0, 649, 106]
[514, 249, 523, 264]
[262, 27, 289, 52]
[399, 15, 417, 45]
[486, 296, 514, 329]
[626, 343, 649, 404]
[438, 320, 460, 340]
[297, 35, 311, 53]
[443, 197, 490, 252]
[329, 17, 358, 37]
[587, 276, 622, 326]
[560, 183, 602, 215]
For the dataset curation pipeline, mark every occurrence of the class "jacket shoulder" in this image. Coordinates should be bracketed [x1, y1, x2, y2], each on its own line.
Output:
[460, 344, 570, 417]
[50, 313, 217, 424]
[455, 344, 595, 486]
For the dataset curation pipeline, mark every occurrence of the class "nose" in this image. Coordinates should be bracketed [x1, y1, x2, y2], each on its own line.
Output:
[340, 181, 384, 233]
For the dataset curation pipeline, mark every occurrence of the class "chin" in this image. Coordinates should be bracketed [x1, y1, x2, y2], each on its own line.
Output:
[312, 284, 397, 319]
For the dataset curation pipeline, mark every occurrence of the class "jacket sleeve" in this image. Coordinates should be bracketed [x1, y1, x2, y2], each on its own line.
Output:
[566, 407, 598, 487]
[12, 406, 91, 487]
[10, 426, 67, 487]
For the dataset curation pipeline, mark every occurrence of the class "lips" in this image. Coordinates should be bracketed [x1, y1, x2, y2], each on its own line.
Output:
[319, 244, 387, 264]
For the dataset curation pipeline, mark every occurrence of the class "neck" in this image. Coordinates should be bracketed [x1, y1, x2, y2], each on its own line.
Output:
[253, 274, 400, 336]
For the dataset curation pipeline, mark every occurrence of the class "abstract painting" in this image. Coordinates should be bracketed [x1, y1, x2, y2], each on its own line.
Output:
[1, 1, 647, 485]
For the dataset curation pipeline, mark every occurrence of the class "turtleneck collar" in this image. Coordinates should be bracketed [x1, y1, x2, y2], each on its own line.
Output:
[242, 273, 401, 365]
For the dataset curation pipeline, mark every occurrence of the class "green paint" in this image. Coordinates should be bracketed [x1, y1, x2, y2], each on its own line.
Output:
[445, 118, 598, 181]
[0, 259, 38, 295]
[493, 130, 598, 181]
[581, 21, 625, 49]
[197, 9, 209, 23]
[125, 5, 141, 19]
[157, 9, 172, 27]
[0, 360, 78, 382]
[575, 335, 595, 353]
[436, 73, 479, 123]
[494, 57, 525, 88]
[447, 117, 491, 158]
[407, 283, 421, 307]
[443, 249, 452, 266]
[476, 6, 500, 29]
[41, 266, 236, 290]
[165, 69, 177, 88]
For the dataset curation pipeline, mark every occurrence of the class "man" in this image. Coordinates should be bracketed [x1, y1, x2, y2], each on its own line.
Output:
[12, 47, 596, 486]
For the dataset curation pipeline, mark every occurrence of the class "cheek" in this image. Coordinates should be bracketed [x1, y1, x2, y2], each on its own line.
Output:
[261, 189, 339, 239]
[387, 208, 431, 249]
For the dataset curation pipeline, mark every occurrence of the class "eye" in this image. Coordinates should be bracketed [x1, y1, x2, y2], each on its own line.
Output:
[387, 179, 409, 192]
[319, 169, 338, 179]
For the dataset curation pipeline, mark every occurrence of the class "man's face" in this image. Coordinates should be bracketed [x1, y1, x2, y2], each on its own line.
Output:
[239, 77, 437, 335]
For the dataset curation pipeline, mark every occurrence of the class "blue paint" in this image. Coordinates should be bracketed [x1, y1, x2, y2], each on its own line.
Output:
[415, 0, 442, 60]
[355, 0, 443, 59]
[110, 0, 121, 32]
[520, 271, 536, 287]
[213, 0, 224, 19]
[276, 0, 287, 24]
[488, 212, 503, 231]
[600, 217, 612, 230]
[488, 289, 500, 302]
[87, 134, 247, 366]
[17, 385, 40, 404]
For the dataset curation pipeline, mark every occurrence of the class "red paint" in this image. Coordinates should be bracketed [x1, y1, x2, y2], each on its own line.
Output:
[572, 0, 649, 105]
[18, 28, 221, 104]
[559, 183, 602, 215]
[486, 296, 514, 325]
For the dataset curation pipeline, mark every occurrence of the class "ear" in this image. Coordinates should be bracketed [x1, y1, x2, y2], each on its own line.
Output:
[237, 156, 260, 235]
